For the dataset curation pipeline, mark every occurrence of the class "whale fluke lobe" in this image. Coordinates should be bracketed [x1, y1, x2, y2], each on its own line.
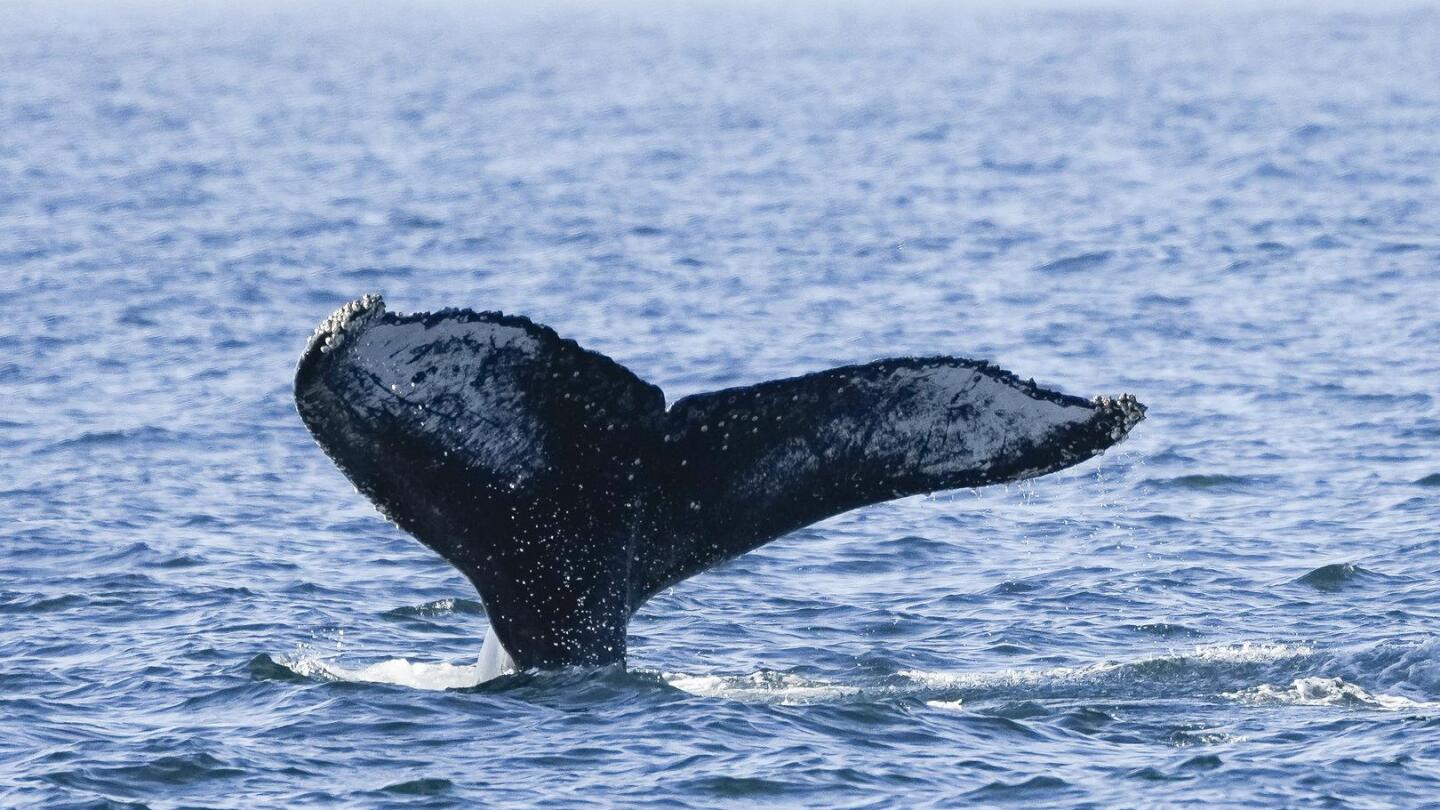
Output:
[295, 295, 1145, 671]
[640, 364, 1145, 600]
[295, 294, 662, 669]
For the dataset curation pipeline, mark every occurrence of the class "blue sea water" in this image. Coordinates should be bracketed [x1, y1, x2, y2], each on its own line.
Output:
[3, 1, 1440, 806]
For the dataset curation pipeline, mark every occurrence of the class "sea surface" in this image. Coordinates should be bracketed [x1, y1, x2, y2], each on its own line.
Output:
[4, 1, 1440, 807]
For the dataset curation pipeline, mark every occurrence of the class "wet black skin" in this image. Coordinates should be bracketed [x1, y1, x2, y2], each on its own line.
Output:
[295, 295, 1145, 670]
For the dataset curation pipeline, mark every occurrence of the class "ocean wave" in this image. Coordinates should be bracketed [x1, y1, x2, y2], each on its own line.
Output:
[1139, 474, 1275, 491]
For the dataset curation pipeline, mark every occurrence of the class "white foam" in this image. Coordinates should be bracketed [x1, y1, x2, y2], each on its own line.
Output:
[1184, 641, 1314, 662]
[663, 671, 860, 704]
[276, 628, 515, 691]
[900, 642, 1315, 691]
[1224, 677, 1440, 711]
[280, 653, 490, 690]
[662, 643, 1321, 706]
[1173, 731, 1250, 746]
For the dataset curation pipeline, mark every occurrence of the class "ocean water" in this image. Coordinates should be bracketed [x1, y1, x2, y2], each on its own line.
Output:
[4, 1, 1440, 806]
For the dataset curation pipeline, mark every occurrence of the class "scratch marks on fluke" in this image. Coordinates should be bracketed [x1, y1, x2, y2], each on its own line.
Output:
[294, 294, 1146, 671]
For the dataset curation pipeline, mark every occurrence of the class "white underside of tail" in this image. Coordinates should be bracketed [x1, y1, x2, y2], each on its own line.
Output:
[477, 625, 516, 681]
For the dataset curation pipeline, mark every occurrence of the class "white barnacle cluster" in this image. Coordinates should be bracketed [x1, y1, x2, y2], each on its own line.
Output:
[1091, 392, 1147, 440]
[309, 293, 386, 356]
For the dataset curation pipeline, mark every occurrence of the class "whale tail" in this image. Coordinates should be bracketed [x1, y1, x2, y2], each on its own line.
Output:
[295, 295, 1144, 670]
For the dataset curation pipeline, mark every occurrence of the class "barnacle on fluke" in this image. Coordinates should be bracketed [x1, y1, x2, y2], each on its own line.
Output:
[1092, 394, 1147, 440]
[295, 294, 1145, 672]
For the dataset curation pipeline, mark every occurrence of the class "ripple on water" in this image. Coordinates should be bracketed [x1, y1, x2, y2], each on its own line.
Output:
[1141, 474, 1276, 491]
[966, 775, 1075, 801]
[48, 425, 177, 450]
[44, 753, 246, 792]
[377, 777, 454, 796]
[1034, 251, 1114, 275]
[1129, 622, 1202, 639]
[681, 775, 805, 798]
[0, 592, 88, 614]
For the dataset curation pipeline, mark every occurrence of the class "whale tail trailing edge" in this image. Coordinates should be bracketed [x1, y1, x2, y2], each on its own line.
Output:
[295, 295, 1144, 669]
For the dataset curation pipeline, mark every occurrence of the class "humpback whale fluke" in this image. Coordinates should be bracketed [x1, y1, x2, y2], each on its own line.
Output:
[295, 294, 1145, 671]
